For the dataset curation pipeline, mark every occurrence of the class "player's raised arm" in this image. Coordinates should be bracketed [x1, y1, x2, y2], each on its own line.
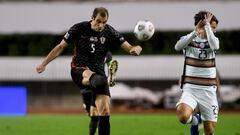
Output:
[204, 12, 219, 50]
[120, 41, 142, 56]
[36, 39, 68, 73]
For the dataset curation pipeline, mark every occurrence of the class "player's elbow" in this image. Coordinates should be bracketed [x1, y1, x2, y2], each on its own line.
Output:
[215, 45, 220, 50]
[174, 44, 181, 51]
[210, 43, 220, 50]
[209, 38, 220, 50]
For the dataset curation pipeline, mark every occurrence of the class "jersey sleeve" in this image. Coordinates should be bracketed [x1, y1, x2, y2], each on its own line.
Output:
[108, 25, 126, 46]
[204, 22, 220, 50]
[63, 23, 82, 44]
[175, 31, 198, 51]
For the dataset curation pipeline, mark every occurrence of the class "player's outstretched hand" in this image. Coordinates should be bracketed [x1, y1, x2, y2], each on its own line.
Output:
[130, 45, 142, 56]
[36, 64, 46, 73]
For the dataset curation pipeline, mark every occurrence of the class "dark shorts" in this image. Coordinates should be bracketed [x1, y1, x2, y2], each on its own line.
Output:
[70, 68, 110, 111]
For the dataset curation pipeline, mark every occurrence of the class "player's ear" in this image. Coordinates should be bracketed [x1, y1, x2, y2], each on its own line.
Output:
[91, 16, 95, 20]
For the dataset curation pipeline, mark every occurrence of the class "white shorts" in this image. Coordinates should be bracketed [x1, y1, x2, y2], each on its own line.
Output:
[176, 84, 219, 122]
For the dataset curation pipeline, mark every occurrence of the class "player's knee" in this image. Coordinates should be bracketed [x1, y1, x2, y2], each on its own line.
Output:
[99, 106, 110, 116]
[176, 104, 193, 124]
[98, 102, 110, 116]
[178, 114, 190, 124]
[177, 110, 189, 124]
[81, 70, 95, 86]
[204, 123, 216, 135]
[90, 107, 99, 116]
[204, 129, 215, 135]
[90, 74, 108, 88]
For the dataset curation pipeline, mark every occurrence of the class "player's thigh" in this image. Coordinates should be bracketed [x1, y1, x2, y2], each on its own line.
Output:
[198, 89, 219, 122]
[176, 90, 197, 116]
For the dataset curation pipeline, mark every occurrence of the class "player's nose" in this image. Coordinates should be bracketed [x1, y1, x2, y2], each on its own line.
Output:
[99, 23, 105, 28]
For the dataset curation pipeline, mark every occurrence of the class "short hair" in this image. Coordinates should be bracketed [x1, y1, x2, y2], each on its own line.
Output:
[194, 11, 219, 26]
[92, 7, 109, 19]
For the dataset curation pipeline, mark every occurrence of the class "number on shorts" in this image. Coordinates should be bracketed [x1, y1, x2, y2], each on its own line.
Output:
[212, 105, 218, 115]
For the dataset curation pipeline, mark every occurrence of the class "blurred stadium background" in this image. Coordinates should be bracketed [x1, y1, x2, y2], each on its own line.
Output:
[1, 0, 240, 113]
[0, 0, 240, 134]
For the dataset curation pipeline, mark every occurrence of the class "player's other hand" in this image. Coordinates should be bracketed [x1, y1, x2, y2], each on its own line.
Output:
[195, 20, 205, 35]
[130, 45, 142, 56]
[36, 64, 46, 73]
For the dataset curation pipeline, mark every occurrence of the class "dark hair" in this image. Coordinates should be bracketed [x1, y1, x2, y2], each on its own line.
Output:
[194, 11, 218, 26]
[92, 7, 109, 19]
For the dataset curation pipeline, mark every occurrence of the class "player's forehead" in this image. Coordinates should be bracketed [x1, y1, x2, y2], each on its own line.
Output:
[94, 13, 108, 23]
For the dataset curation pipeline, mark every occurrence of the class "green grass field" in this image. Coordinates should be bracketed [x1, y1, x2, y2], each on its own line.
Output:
[0, 113, 240, 135]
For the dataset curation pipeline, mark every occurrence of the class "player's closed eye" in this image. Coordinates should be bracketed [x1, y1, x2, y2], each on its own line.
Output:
[97, 20, 107, 25]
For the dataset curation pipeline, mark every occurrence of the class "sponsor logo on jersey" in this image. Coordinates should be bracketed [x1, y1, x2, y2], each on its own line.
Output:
[90, 36, 98, 42]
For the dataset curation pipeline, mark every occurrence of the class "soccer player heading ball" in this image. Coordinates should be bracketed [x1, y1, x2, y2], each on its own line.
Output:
[36, 7, 142, 135]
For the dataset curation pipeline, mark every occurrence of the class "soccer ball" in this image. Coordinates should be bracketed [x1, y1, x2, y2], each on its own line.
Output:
[134, 20, 155, 41]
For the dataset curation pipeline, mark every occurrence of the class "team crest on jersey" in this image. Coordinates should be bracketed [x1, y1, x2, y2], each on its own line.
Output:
[199, 43, 205, 48]
[100, 37, 106, 44]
